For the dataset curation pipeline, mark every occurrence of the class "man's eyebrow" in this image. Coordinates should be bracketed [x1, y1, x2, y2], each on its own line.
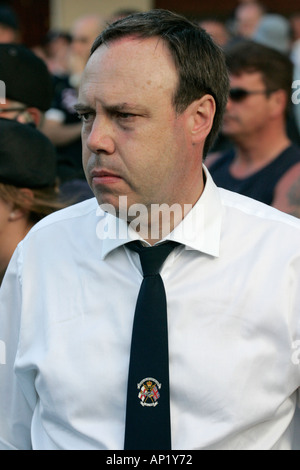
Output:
[74, 102, 148, 115]
[105, 103, 149, 116]
[101, 102, 142, 112]
[74, 103, 94, 112]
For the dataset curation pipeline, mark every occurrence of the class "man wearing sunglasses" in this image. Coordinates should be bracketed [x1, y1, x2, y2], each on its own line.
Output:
[207, 41, 300, 219]
[0, 43, 53, 127]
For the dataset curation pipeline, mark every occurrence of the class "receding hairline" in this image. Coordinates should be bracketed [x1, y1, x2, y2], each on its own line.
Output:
[90, 31, 173, 59]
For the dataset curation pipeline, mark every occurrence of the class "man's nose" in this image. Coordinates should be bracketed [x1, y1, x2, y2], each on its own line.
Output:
[86, 117, 116, 155]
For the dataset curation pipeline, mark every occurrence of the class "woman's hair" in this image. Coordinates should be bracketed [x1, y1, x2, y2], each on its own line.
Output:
[0, 183, 67, 225]
[90, 9, 230, 156]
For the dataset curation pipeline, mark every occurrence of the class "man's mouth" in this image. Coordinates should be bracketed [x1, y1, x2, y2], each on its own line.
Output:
[91, 169, 123, 185]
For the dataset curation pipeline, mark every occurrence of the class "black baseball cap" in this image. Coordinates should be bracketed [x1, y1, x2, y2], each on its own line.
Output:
[0, 118, 57, 188]
[0, 44, 53, 111]
[0, 5, 19, 30]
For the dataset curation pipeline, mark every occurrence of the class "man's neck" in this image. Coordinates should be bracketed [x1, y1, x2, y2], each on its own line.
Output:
[230, 129, 291, 179]
[132, 170, 206, 246]
[133, 201, 193, 246]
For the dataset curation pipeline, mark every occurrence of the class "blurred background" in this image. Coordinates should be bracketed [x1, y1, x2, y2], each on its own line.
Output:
[0, 0, 297, 48]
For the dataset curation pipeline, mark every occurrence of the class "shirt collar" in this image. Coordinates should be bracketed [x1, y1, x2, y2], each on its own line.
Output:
[99, 165, 222, 259]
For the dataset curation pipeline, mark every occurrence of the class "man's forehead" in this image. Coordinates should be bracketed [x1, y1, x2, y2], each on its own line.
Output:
[230, 70, 264, 82]
[87, 35, 174, 70]
[83, 36, 177, 90]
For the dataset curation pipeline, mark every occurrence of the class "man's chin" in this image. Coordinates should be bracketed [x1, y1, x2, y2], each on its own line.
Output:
[96, 194, 129, 218]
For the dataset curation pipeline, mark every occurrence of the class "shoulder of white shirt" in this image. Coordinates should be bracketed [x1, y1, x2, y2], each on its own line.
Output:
[219, 187, 300, 230]
[24, 186, 300, 243]
[26, 197, 99, 236]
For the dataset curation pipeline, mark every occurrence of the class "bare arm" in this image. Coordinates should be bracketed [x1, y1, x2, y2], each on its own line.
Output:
[272, 162, 300, 218]
[42, 118, 82, 147]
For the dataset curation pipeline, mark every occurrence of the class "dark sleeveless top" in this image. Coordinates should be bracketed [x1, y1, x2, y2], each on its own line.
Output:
[208, 145, 300, 205]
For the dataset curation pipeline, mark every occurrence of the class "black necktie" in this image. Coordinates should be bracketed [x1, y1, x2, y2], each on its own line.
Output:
[124, 240, 179, 450]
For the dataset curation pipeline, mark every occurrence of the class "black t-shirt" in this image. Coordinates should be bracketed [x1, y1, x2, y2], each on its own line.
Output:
[209, 144, 300, 206]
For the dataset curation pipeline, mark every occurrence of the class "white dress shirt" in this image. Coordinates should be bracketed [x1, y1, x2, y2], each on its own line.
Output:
[0, 167, 300, 450]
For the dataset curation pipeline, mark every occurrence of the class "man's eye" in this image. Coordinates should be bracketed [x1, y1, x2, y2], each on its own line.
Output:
[78, 112, 94, 122]
[116, 112, 135, 120]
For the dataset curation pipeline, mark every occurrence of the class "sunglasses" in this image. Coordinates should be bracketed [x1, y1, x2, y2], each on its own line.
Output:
[0, 106, 35, 124]
[0, 106, 27, 112]
[229, 88, 274, 102]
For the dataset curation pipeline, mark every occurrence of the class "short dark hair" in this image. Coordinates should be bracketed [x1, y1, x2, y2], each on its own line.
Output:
[225, 40, 294, 113]
[90, 9, 229, 156]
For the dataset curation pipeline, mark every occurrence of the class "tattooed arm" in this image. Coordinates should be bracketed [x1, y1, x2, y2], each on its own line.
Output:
[272, 162, 300, 218]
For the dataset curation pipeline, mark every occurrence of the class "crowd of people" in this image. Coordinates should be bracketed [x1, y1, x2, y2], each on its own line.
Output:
[1, 2, 300, 215]
[0, 2, 300, 451]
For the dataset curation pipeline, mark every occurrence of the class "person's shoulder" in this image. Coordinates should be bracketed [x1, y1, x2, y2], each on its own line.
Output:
[28, 197, 99, 235]
[219, 186, 300, 230]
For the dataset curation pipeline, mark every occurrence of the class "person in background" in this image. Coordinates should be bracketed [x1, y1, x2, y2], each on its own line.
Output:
[207, 2, 268, 154]
[252, 13, 291, 54]
[198, 17, 231, 48]
[108, 9, 141, 23]
[251, 13, 300, 141]
[41, 14, 104, 202]
[290, 12, 300, 69]
[0, 43, 53, 128]
[290, 12, 300, 136]
[33, 30, 73, 77]
[0, 10, 300, 451]
[69, 14, 106, 87]
[0, 5, 20, 43]
[233, 1, 266, 39]
[206, 41, 300, 217]
[0, 118, 65, 285]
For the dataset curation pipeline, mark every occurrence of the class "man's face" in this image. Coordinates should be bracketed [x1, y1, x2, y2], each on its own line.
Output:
[77, 36, 203, 217]
[235, 4, 263, 38]
[222, 71, 274, 141]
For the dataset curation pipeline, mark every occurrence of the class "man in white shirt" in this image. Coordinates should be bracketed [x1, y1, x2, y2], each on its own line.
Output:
[0, 9, 300, 451]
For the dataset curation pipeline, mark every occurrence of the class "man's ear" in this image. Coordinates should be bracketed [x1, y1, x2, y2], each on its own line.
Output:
[189, 94, 216, 144]
[268, 89, 288, 119]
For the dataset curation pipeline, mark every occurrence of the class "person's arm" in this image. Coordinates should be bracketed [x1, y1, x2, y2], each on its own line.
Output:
[272, 162, 300, 218]
[41, 109, 82, 147]
[0, 246, 35, 450]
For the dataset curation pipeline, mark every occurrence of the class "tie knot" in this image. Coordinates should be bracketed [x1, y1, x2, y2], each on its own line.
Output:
[127, 241, 179, 277]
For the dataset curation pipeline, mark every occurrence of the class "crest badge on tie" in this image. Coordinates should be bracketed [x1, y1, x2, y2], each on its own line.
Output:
[137, 377, 161, 407]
